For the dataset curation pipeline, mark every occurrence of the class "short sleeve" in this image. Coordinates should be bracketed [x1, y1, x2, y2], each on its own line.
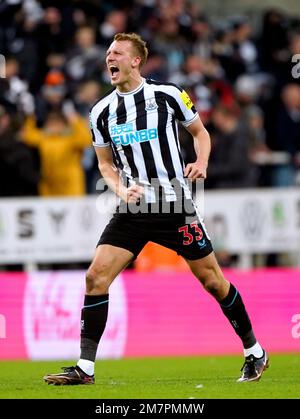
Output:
[89, 108, 110, 148]
[171, 86, 199, 127]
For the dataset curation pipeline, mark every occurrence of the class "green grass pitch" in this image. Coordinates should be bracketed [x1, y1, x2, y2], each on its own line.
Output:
[0, 354, 299, 399]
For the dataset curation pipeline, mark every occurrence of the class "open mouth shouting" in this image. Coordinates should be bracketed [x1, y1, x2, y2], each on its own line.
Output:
[109, 65, 120, 81]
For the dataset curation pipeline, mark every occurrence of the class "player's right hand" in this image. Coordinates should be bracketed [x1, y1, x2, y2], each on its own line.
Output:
[126, 185, 144, 203]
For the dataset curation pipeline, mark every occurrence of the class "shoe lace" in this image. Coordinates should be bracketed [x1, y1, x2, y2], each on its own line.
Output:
[240, 356, 256, 375]
[61, 366, 76, 373]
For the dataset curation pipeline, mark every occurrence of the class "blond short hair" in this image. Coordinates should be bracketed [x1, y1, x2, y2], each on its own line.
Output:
[114, 32, 148, 68]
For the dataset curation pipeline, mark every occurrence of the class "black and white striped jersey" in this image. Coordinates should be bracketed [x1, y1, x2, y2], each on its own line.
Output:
[90, 78, 199, 202]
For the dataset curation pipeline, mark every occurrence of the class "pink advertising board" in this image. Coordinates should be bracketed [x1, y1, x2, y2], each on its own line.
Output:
[0, 273, 27, 359]
[0, 269, 299, 359]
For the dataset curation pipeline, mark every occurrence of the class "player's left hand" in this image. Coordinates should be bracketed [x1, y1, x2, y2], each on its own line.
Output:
[184, 160, 207, 180]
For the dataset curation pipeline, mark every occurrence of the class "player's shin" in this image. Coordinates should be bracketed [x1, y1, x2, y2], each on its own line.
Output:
[77, 294, 109, 375]
[219, 283, 257, 349]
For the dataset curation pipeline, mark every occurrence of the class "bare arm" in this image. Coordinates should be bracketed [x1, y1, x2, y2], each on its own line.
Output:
[94, 146, 143, 203]
[183, 117, 211, 180]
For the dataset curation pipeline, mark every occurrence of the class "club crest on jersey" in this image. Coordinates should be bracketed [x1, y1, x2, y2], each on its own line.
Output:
[145, 98, 158, 112]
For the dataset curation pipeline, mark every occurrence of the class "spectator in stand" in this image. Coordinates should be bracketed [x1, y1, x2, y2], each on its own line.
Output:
[170, 54, 205, 88]
[21, 109, 91, 196]
[231, 16, 258, 75]
[65, 26, 105, 90]
[189, 14, 212, 60]
[258, 9, 289, 85]
[274, 84, 300, 186]
[211, 23, 240, 83]
[2, 5, 42, 89]
[152, 15, 188, 77]
[34, 69, 74, 127]
[0, 0, 23, 54]
[212, 16, 258, 83]
[98, 10, 128, 47]
[234, 75, 268, 152]
[36, 7, 68, 55]
[0, 56, 34, 114]
[207, 105, 257, 188]
[74, 80, 102, 117]
[169, 54, 227, 123]
[245, 106, 268, 157]
[141, 52, 168, 81]
[0, 103, 39, 197]
[74, 80, 103, 193]
[45, 52, 66, 78]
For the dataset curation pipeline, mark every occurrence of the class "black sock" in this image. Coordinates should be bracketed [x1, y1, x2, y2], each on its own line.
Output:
[80, 294, 109, 362]
[220, 283, 256, 349]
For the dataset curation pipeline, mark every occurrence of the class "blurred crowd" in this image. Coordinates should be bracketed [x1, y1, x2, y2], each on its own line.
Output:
[1, 0, 300, 198]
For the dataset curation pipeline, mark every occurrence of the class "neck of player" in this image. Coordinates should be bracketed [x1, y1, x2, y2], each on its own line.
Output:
[117, 72, 143, 93]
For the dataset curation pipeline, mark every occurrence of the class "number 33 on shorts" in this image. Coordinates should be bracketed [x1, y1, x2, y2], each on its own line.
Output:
[178, 221, 205, 246]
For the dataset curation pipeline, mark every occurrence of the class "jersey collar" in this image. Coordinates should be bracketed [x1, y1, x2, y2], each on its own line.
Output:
[116, 78, 145, 96]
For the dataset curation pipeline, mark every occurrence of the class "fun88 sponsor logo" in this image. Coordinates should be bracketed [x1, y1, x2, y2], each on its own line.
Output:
[110, 122, 158, 146]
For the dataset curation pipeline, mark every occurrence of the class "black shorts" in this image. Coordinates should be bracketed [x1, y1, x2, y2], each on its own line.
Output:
[97, 200, 213, 261]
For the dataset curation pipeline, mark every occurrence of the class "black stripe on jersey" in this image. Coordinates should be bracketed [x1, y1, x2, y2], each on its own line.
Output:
[101, 105, 110, 138]
[110, 141, 124, 170]
[154, 92, 177, 181]
[116, 95, 126, 124]
[172, 117, 185, 172]
[96, 105, 110, 144]
[146, 79, 183, 91]
[134, 89, 158, 182]
[116, 95, 139, 179]
[190, 104, 197, 114]
[165, 93, 186, 122]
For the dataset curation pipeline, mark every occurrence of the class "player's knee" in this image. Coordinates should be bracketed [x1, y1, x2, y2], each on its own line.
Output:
[204, 278, 222, 297]
[198, 266, 223, 297]
[85, 265, 110, 293]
